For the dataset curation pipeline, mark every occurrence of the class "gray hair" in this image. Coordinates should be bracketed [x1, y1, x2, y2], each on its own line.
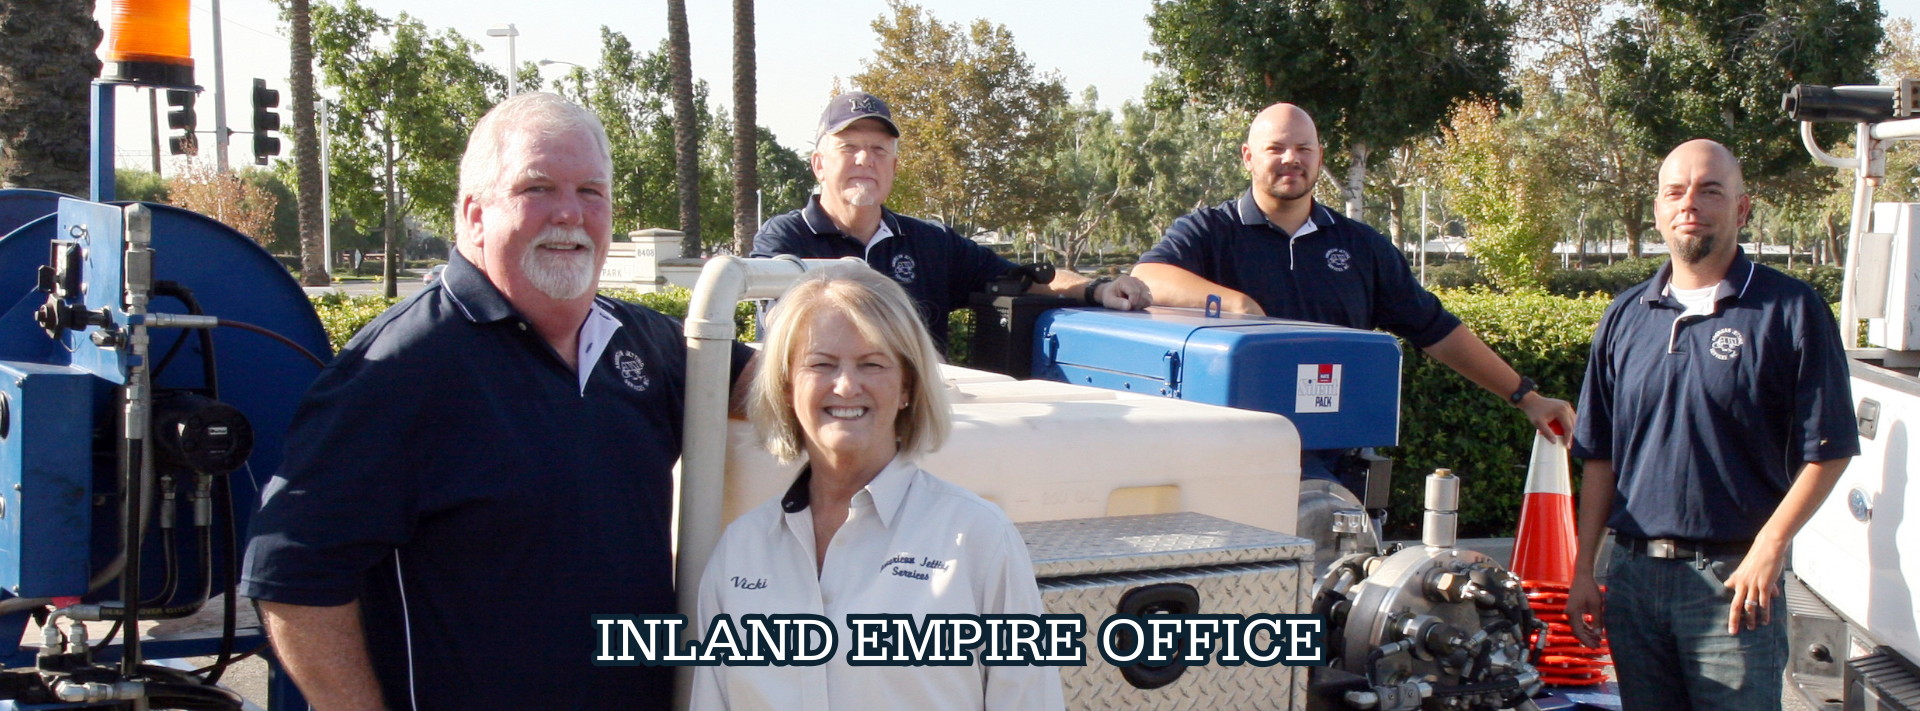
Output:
[750, 263, 950, 464]
[455, 92, 612, 236]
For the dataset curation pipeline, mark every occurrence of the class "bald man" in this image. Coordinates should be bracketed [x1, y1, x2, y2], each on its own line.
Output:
[1134, 103, 1574, 488]
[1565, 140, 1857, 711]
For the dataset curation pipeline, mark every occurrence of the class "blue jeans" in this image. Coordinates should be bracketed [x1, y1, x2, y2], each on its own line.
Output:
[1604, 539, 1787, 711]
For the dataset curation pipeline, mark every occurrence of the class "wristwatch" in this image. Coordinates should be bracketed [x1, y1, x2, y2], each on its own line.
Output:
[1083, 277, 1114, 305]
[1508, 376, 1537, 405]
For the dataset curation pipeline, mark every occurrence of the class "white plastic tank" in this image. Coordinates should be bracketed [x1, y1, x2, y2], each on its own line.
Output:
[720, 365, 1302, 535]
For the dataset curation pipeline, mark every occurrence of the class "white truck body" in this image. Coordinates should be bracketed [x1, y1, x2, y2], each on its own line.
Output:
[1787, 96, 1920, 709]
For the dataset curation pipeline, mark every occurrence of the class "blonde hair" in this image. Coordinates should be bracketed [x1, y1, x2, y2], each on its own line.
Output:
[750, 263, 950, 463]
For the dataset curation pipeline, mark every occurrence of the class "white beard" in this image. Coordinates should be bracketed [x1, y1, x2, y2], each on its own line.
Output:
[521, 225, 598, 300]
[845, 183, 881, 207]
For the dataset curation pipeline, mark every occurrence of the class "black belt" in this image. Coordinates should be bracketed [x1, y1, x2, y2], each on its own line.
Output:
[1616, 534, 1751, 560]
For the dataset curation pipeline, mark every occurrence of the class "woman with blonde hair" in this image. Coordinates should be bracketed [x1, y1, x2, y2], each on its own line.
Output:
[693, 263, 1061, 710]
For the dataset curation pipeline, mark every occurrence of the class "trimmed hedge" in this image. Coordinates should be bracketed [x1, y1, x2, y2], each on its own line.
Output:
[309, 287, 753, 353]
[310, 291, 396, 351]
[307, 287, 1609, 538]
[1432, 256, 1842, 303]
[313, 277, 1840, 539]
[597, 287, 758, 342]
[1385, 289, 1612, 538]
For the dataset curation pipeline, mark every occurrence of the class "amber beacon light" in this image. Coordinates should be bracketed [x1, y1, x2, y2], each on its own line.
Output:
[103, 0, 195, 88]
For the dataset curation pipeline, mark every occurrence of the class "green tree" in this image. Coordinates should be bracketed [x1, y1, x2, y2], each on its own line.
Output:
[696, 115, 814, 246]
[1121, 100, 1248, 244]
[243, 166, 300, 255]
[1601, 0, 1882, 189]
[754, 133, 815, 223]
[852, 0, 1070, 237]
[313, 0, 500, 297]
[116, 168, 172, 204]
[1034, 91, 1246, 270]
[167, 160, 281, 246]
[1147, 0, 1515, 222]
[1870, 18, 1920, 208]
[552, 29, 699, 242]
[551, 28, 809, 255]
[1519, 0, 1661, 258]
[1437, 100, 1563, 291]
[1033, 95, 1122, 271]
[0, 0, 100, 196]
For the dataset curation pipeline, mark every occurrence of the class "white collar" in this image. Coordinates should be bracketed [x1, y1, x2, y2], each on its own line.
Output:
[575, 301, 623, 395]
[862, 220, 897, 258]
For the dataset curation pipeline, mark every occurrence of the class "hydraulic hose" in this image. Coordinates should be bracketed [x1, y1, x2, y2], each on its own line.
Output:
[142, 680, 244, 711]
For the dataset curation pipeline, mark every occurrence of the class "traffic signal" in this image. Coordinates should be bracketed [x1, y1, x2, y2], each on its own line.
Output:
[165, 89, 197, 156]
[252, 78, 282, 165]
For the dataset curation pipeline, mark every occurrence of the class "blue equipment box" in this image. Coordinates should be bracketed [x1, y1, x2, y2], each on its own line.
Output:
[0, 362, 95, 597]
[1031, 307, 1401, 450]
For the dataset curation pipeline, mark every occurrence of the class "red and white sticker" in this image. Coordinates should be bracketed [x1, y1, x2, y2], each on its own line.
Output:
[1296, 364, 1342, 413]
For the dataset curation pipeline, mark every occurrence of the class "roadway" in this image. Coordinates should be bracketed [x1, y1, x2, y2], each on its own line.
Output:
[305, 275, 428, 299]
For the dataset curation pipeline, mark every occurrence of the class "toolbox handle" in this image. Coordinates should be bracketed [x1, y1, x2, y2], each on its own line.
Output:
[1113, 583, 1201, 690]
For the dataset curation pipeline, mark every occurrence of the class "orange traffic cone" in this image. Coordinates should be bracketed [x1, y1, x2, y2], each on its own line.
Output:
[1510, 428, 1612, 686]
[1510, 430, 1577, 584]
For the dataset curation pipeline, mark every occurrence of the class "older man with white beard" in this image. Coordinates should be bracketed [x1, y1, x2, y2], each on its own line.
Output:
[240, 92, 753, 711]
[753, 91, 1151, 353]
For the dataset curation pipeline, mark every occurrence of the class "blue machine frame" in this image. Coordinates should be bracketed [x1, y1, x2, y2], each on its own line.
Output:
[0, 191, 333, 709]
[1032, 306, 1404, 450]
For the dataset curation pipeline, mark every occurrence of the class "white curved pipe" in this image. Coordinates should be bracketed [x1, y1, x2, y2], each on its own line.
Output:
[1873, 117, 1920, 141]
[1801, 121, 1858, 169]
[1840, 123, 1878, 346]
[673, 255, 860, 710]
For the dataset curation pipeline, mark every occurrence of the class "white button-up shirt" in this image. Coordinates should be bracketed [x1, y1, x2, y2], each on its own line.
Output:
[692, 456, 1063, 710]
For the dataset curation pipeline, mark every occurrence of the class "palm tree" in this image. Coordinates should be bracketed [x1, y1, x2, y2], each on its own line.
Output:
[288, 0, 329, 285]
[667, 0, 700, 257]
[0, 0, 101, 197]
[731, 0, 758, 255]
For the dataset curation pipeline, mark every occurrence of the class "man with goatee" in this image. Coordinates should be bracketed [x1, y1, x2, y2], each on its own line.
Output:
[1566, 139, 1858, 711]
[1133, 102, 1574, 488]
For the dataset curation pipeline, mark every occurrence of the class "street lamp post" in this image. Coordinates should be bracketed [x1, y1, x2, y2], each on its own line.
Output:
[320, 98, 335, 278]
[487, 24, 520, 95]
[537, 59, 581, 70]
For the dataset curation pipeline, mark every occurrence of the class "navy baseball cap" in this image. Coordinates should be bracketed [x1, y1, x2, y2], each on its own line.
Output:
[816, 91, 900, 141]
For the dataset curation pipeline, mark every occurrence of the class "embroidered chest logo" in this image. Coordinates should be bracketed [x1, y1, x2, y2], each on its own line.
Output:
[1325, 248, 1352, 272]
[614, 350, 651, 392]
[1709, 328, 1745, 361]
[890, 254, 917, 284]
[880, 553, 951, 582]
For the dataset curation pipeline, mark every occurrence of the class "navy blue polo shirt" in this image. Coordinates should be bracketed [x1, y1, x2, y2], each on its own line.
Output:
[752, 195, 1015, 351]
[1140, 191, 1462, 348]
[1571, 250, 1858, 542]
[240, 250, 750, 710]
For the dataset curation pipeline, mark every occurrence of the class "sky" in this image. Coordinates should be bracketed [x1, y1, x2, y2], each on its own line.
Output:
[96, 0, 1920, 173]
[96, 0, 1159, 172]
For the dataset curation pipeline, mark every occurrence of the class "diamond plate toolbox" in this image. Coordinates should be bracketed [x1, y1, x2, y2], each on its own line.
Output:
[1019, 512, 1315, 711]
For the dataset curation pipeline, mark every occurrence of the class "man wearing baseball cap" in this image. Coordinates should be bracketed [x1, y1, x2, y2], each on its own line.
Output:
[753, 91, 1151, 352]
